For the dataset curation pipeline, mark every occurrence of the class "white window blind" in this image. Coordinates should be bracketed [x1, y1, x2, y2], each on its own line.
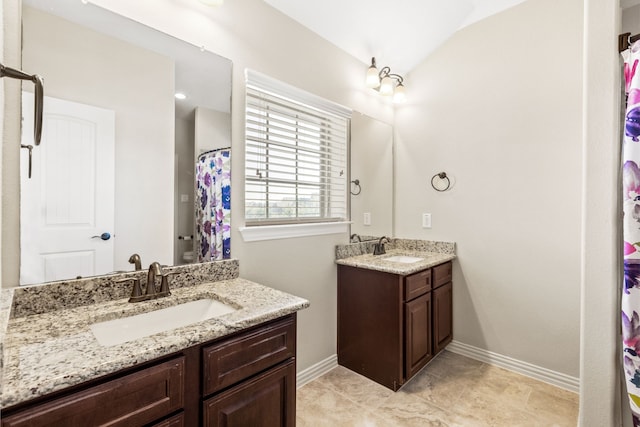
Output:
[245, 70, 351, 226]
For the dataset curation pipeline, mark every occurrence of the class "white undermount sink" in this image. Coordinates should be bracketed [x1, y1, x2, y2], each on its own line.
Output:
[383, 255, 425, 264]
[90, 298, 237, 346]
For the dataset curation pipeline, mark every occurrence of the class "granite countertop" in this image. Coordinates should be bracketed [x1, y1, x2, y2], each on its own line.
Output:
[1, 277, 309, 409]
[336, 249, 456, 275]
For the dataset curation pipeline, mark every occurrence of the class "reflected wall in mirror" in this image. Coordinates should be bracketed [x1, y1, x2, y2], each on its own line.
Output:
[350, 113, 393, 240]
[19, 0, 232, 285]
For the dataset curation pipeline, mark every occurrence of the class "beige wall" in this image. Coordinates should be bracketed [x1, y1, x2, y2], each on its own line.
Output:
[0, 0, 4, 285]
[395, 0, 582, 378]
[1, 0, 20, 288]
[195, 106, 231, 156]
[20, 7, 175, 274]
[174, 114, 195, 265]
[623, 4, 640, 34]
[581, 0, 623, 425]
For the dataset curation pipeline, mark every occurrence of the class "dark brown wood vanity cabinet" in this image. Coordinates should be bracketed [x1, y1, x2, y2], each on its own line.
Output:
[1, 314, 298, 427]
[337, 261, 452, 391]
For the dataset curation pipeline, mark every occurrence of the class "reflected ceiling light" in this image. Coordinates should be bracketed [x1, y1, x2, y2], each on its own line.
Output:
[175, 92, 187, 100]
[365, 57, 406, 103]
[198, 0, 224, 6]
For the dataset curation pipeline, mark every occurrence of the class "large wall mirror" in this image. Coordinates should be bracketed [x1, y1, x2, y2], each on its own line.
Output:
[19, 0, 232, 285]
[350, 112, 393, 240]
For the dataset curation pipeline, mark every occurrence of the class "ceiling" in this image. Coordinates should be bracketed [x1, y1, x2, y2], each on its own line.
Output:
[264, 0, 527, 74]
[23, 0, 232, 120]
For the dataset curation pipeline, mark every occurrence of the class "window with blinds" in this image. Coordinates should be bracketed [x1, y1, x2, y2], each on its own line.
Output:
[245, 70, 350, 226]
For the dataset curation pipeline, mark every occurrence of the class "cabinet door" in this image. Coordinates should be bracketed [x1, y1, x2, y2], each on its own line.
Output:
[203, 360, 296, 427]
[404, 292, 433, 379]
[433, 282, 453, 354]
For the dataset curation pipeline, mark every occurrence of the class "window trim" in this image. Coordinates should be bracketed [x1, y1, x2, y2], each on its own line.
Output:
[238, 221, 351, 242]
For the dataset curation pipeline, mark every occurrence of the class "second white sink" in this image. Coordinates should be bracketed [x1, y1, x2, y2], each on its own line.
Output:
[384, 255, 424, 264]
[90, 298, 237, 346]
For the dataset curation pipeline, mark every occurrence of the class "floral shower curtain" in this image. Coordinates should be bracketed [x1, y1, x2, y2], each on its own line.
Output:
[623, 43, 640, 425]
[196, 148, 231, 261]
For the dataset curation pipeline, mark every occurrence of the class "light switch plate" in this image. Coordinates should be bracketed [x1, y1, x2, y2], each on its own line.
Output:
[364, 212, 371, 226]
[422, 213, 432, 228]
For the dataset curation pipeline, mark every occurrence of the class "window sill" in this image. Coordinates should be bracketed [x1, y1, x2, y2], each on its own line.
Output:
[239, 221, 351, 242]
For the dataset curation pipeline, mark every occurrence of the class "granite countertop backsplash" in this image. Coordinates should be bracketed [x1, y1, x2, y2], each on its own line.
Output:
[336, 238, 456, 275]
[0, 259, 309, 409]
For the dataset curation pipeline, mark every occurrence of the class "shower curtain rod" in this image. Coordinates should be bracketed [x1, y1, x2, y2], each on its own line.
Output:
[198, 147, 231, 159]
[620, 32, 640, 52]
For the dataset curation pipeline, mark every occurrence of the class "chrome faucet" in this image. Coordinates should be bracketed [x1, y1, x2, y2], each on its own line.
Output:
[373, 236, 390, 255]
[128, 253, 142, 270]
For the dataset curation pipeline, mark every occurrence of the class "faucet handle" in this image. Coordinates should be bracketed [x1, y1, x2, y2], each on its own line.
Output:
[159, 272, 177, 295]
[116, 277, 143, 301]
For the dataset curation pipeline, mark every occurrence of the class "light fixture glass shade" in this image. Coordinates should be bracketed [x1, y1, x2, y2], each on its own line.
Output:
[379, 76, 394, 96]
[365, 65, 380, 88]
[392, 83, 406, 103]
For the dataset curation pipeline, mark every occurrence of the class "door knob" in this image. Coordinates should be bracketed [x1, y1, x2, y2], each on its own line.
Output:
[91, 232, 111, 241]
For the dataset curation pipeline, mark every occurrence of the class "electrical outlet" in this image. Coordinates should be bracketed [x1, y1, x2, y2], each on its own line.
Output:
[422, 213, 432, 228]
[363, 212, 371, 226]
[180, 194, 189, 202]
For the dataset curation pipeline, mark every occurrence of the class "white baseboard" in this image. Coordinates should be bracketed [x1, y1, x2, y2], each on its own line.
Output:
[446, 340, 579, 393]
[296, 354, 338, 389]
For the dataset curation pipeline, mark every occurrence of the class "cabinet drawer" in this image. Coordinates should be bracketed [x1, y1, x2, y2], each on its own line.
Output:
[203, 316, 296, 396]
[404, 269, 431, 301]
[433, 262, 452, 288]
[2, 357, 184, 427]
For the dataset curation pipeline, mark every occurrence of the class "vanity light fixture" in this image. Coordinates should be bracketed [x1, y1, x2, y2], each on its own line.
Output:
[365, 57, 406, 104]
[175, 92, 187, 100]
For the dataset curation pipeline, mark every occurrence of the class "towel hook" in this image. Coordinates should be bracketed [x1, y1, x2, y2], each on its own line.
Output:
[431, 172, 451, 192]
[0, 63, 44, 146]
[350, 179, 362, 196]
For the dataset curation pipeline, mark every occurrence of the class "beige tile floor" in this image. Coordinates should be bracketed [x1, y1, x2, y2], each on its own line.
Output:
[296, 351, 578, 427]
